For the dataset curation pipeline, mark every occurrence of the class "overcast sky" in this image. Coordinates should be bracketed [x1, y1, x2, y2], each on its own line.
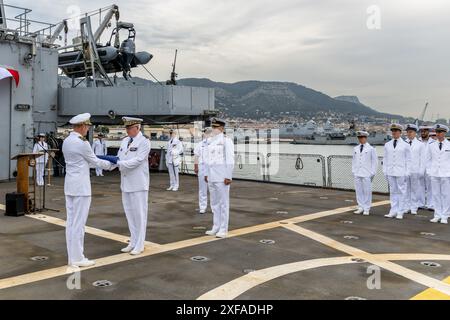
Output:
[11, 0, 450, 119]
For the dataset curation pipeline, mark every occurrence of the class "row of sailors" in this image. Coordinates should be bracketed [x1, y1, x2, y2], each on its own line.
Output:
[352, 123, 450, 224]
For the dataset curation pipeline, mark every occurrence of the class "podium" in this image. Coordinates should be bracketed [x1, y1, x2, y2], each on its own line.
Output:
[10, 153, 43, 213]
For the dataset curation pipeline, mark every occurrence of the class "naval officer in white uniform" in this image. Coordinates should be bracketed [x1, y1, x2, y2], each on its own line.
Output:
[383, 124, 412, 220]
[205, 118, 234, 238]
[92, 132, 107, 176]
[166, 130, 184, 191]
[419, 126, 435, 210]
[352, 131, 378, 216]
[426, 124, 450, 224]
[116, 117, 151, 255]
[194, 128, 211, 214]
[33, 133, 48, 186]
[62, 113, 114, 267]
[404, 124, 426, 215]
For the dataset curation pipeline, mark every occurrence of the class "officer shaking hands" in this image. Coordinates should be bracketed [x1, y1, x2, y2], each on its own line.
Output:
[116, 117, 151, 255]
[204, 118, 234, 238]
[62, 113, 115, 267]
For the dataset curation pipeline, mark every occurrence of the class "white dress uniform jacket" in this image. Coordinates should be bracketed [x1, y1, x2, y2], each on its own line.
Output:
[206, 133, 234, 182]
[117, 132, 151, 192]
[63, 132, 113, 196]
[33, 141, 48, 186]
[352, 143, 378, 178]
[33, 141, 49, 163]
[426, 139, 450, 221]
[92, 138, 107, 176]
[92, 139, 107, 156]
[205, 132, 235, 235]
[383, 138, 411, 177]
[352, 143, 378, 213]
[62, 131, 113, 265]
[166, 137, 183, 166]
[383, 138, 412, 217]
[116, 131, 151, 253]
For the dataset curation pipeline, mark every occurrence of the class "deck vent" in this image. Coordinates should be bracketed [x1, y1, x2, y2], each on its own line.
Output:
[420, 232, 436, 236]
[30, 256, 49, 261]
[345, 296, 367, 300]
[260, 239, 276, 245]
[190, 256, 210, 262]
[92, 280, 113, 287]
[421, 261, 441, 268]
[344, 235, 359, 240]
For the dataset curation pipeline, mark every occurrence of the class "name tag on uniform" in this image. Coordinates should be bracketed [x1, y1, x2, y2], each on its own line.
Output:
[130, 147, 138, 152]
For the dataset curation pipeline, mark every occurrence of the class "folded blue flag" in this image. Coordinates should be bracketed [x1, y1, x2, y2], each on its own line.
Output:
[97, 155, 119, 164]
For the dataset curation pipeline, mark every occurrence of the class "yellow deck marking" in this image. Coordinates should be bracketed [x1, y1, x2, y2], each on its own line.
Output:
[26, 214, 160, 247]
[0, 204, 5, 211]
[198, 257, 355, 300]
[411, 277, 450, 300]
[198, 253, 450, 300]
[282, 224, 450, 297]
[0, 201, 390, 290]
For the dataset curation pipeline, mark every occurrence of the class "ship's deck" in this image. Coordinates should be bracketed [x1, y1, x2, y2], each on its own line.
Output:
[0, 172, 449, 300]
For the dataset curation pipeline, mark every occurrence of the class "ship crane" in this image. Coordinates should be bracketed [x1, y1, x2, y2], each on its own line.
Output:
[415, 102, 429, 126]
[166, 49, 178, 85]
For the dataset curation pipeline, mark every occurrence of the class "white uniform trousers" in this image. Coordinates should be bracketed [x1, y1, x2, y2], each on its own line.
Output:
[406, 174, 424, 212]
[424, 174, 434, 209]
[36, 162, 45, 186]
[168, 163, 179, 189]
[65, 195, 91, 265]
[198, 174, 208, 211]
[209, 182, 230, 233]
[430, 177, 450, 220]
[95, 167, 103, 176]
[122, 191, 148, 252]
[354, 176, 372, 212]
[387, 176, 408, 215]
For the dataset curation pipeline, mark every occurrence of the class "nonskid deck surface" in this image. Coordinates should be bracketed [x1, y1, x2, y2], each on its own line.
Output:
[0, 173, 449, 300]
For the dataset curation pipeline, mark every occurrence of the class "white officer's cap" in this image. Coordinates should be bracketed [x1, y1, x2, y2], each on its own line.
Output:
[122, 117, 143, 127]
[356, 131, 369, 137]
[406, 124, 419, 132]
[390, 123, 403, 131]
[69, 113, 92, 125]
[434, 124, 449, 133]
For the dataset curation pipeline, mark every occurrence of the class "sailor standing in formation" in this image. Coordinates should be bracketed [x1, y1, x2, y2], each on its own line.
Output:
[419, 126, 435, 210]
[92, 132, 107, 177]
[427, 124, 450, 224]
[166, 129, 184, 192]
[194, 127, 211, 214]
[116, 117, 151, 255]
[404, 124, 426, 215]
[205, 119, 234, 238]
[352, 131, 378, 216]
[383, 124, 412, 220]
[62, 113, 114, 267]
[33, 133, 48, 186]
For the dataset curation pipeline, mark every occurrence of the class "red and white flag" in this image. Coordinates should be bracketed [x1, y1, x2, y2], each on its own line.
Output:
[0, 66, 20, 86]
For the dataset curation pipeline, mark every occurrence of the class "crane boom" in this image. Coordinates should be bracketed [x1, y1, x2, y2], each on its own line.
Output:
[419, 102, 429, 121]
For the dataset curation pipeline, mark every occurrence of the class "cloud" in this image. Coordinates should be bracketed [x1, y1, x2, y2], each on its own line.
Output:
[11, 0, 450, 118]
